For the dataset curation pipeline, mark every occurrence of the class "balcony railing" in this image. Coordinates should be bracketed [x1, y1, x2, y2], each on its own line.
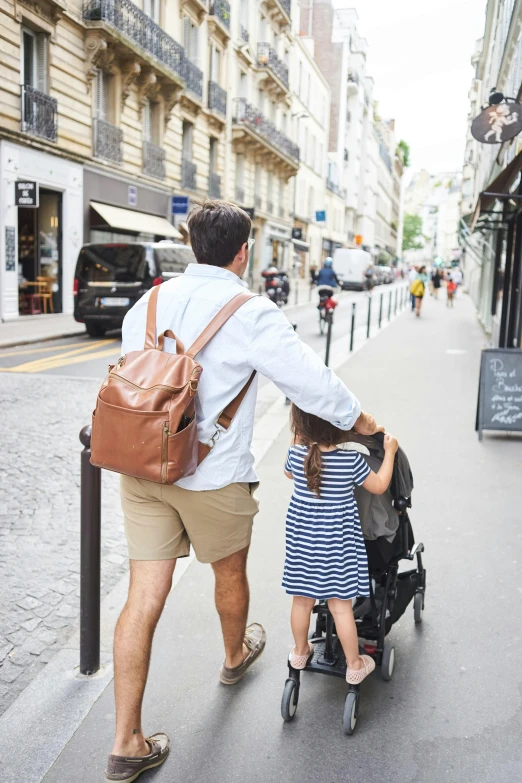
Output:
[326, 178, 347, 199]
[257, 43, 289, 89]
[235, 185, 245, 202]
[185, 59, 203, 100]
[209, 171, 221, 198]
[21, 85, 57, 142]
[143, 140, 166, 179]
[233, 98, 299, 162]
[240, 25, 249, 43]
[182, 157, 197, 190]
[83, 0, 185, 83]
[208, 81, 227, 116]
[93, 117, 123, 163]
[279, 0, 290, 16]
[209, 0, 230, 29]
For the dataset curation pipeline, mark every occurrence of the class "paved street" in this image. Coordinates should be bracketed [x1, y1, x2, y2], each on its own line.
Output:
[0, 282, 407, 716]
[33, 292, 522, 783]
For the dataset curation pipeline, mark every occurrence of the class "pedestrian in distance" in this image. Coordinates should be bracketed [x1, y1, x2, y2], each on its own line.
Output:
[283, 405, 399, 684]
[432, 267, 443, 300]
[446, 273, 457, 307]
[408, 265, 418, 311]
[410, 265, 428, 317]
[451, 266, 463, 297]
[104, 200, 383, 783]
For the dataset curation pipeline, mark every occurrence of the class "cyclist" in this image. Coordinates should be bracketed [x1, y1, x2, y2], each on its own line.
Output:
[316, 257, 340, 289]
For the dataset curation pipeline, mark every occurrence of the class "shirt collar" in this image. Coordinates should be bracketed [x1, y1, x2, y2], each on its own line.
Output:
[184, 263, 240, 283]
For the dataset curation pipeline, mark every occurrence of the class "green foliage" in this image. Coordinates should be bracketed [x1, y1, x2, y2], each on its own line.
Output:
[402, 213, 425, 251]
[397, 140, 410, 167]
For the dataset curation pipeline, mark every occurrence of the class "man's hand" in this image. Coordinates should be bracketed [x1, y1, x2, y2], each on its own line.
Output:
[353, 411, 385, 436]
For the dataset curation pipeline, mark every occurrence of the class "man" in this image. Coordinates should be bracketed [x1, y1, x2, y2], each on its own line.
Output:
[105, 201, 381, 783]
[315, 256, 339, 288]
[452, 266, 463, 296]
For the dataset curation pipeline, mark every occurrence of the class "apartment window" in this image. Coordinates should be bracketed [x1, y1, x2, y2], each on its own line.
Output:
[209, 137, 218, 172]
[282, 112, 288, 136]
[267, 171, 274, 212]
[298, 61, 303, 98]
[143, 99, 160, 144]
[182, 120, 193, 158]
[95, 69, 109, 119]
[235, 153, 245, 201]
[259, 14, 266, 41]
[240, 0, 249, 29]
[209, 43, 221, 83]
[308, 185, 314, 218]
[278, 179, 285, 216]
[183, 17, 200, 65]
[317, 142, 323, 175]
[303, 127, 308, 165]
[22, 28, 47, 92]
[344, 148, 349, 162]
[239, 70, 248, 99]
[143, 0, 160, 23]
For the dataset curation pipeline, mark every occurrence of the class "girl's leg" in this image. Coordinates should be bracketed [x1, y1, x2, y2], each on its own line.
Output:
[328, 598, 363, 670]
[415, 296, 422, 316]
[291, 596, 316, 656]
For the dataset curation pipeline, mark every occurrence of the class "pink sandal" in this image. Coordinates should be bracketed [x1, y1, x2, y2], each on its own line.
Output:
[289, 644, 314, 670]
[346, 654, 375, 684]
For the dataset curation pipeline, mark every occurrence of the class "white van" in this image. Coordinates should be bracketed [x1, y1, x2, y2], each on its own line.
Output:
[332, 248, 373, 291]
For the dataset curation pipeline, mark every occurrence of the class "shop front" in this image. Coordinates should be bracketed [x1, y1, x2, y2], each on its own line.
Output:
[0, 141, 83, 321]
[260, 221, 292, 273]
[291, 222, 310, 280]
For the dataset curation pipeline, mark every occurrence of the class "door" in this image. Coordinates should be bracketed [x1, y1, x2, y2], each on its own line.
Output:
[38, 189, 63, 313]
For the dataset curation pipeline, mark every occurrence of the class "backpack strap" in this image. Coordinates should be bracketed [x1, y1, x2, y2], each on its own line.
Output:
[186, 292, 255, 358]
[145, 285, 184, 354]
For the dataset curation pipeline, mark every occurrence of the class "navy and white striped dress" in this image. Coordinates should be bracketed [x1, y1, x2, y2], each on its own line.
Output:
[282, 445, 371, 601]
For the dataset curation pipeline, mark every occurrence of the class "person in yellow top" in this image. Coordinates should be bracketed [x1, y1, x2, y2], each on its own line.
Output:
[410, 265, 428, 317]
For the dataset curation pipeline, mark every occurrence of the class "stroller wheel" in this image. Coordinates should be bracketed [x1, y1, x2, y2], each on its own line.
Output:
[381, 642, 395, 681]
[414, 592, 424, 624]
[343, 690, 359, 735]
[281, 679, 299, 722]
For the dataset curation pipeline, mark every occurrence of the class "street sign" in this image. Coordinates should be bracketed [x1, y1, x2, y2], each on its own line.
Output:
[128, 186, 138, 207]
[15, 180, 38, 207]
[242, 207, 255, 219]
[172, 196, 189, 215]
[315, 210, 326, 222]
[471, 102, 522, 144]
[476, 348, 522, 440]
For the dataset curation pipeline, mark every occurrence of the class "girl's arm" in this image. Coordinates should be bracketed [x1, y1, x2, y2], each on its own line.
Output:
[362, 434, 398, 495]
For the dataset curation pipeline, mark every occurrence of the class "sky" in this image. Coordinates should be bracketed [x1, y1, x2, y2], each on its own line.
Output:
[342, 0, 488, 176]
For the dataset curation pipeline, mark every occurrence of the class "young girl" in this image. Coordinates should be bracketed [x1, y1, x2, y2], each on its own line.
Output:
[283, 405, 399, 684]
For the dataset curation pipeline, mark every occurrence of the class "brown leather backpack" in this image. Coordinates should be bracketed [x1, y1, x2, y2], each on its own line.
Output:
[90, 284, 256, 484]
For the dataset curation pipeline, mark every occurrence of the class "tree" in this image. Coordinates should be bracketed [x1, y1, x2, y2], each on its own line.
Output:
[397, 140, 410, 167]
[402, 213, 425, 251]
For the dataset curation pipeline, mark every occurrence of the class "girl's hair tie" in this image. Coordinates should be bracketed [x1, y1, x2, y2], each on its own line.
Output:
[311, 441, 318, 445]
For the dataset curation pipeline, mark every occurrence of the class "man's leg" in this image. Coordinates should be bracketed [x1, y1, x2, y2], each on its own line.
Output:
[112, 559, 176, 757]
[211, 546, 250, 669]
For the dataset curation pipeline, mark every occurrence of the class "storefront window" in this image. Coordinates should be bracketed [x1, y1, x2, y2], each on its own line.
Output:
[18, 188, 62, 315]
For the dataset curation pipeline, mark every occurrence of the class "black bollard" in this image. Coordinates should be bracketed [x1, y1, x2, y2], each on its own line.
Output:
[379, 293, 383, 329]
[258, 283, 263, 296]
[350, 302, 356, 352]
[286, 324, 298, 403]
[325, 313, 333, 367]
[80, 426, 102, 676]
[366, 295, 372, 339]
[394, 289, 398, 315]
[388, 291, 392, 321]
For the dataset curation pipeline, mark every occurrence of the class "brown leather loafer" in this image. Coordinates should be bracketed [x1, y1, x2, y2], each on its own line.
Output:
[105, 732, 170, 782]
[219, 623, 266, 685]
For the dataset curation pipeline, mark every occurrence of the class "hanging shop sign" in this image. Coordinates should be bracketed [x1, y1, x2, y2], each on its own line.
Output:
[292, 228, 302, 240]
[15, 180, 39, 207]
[471, 93, 522, 144]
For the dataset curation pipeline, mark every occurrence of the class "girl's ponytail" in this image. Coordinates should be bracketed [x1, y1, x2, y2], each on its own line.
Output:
[304, 441, 322, 497]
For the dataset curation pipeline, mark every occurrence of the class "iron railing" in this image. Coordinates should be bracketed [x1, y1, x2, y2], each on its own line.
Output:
[235, 185, 245, 202]
[257, 43, 289, 89]
[182, 157, 197, 190]
[209, 0, 230, 29]
[278, 0, 291, 19]
[209, 171, 221, 198]
[93, 117, 123, 163]
[233, 98, 299, 163]
[185, 59, 203, 99]
[326, 178, 347, 199]
[21, 85, 58, 142]
[208, 81, 227, 116]
[83, 0, 185, 83]
[240, 25, 249, 43]
[143, 140, 166, 179]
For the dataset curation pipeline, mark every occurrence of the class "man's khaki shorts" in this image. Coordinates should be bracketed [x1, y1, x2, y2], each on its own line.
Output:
[120, 475, 260, 564]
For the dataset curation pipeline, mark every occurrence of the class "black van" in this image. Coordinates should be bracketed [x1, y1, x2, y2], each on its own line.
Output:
[73, 242, 196, 336]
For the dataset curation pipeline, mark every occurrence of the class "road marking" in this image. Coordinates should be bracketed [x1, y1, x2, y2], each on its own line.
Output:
[0, 340, 96, 358]
[0, 343, 119, 373]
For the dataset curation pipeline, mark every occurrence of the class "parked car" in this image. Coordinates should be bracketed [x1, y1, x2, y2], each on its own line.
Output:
[74, 241, 196, 337]
[371, 266, 387, 285]
[332, 248, 374, 291]
[379, 265, 394, 284]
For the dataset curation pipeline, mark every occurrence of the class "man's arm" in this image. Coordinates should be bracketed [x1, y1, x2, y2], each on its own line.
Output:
[247, 299, 379, 433]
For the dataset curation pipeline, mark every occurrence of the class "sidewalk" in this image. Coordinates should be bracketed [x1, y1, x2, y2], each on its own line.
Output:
[0, 314, 84, 348]
[3, 294, 522, 783]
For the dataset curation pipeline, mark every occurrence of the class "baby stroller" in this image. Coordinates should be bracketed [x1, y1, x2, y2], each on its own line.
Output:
[280, 432, 426, 735]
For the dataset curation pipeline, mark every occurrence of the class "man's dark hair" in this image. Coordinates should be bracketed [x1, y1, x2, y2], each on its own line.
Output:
[187, 200, 252, 267]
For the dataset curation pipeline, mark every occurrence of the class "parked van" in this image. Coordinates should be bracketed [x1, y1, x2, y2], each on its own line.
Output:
[332, 248, 373, 291]
[73, 241, 196, 336]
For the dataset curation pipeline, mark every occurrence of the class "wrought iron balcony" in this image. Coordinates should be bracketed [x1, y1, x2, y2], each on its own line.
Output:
[182, 157, 197, 190]
[257, 43, 289, 90]
[93, 117, 123, 163]
[21, 85, 58, 142]
[184, 59, 203, 100]
[209, 0, 230, 29]
[143, 140, 166, 179]
[83, 0, 185, 84]
[240, 25, 249, 43]
[209, 171, 221, 198]
[235, 185, 245, 203]
[233, 98, 299, 164]
[208, 81, 227, 116]
[326, 178, 347, 199]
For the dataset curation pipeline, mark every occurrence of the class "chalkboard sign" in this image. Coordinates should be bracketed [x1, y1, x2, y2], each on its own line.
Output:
[476, 348, 522, 440]
[5, 226, 16, 272]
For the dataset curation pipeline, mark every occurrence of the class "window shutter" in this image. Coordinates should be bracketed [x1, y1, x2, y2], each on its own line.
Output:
[36, 33, 47, 93]
[143, 0, 150, 15]
[183, 17, 191, 56]
[95, 69, 108, 119]
[191, 24, 199, 67]
[143, 99, 151, 141]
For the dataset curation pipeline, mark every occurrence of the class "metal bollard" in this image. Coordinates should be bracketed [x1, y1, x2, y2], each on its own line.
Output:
[379, 293, 383, 329]
[394, 289, 398, 315]
[258, 284, 263, 296]
[286, 324, 298, 403]
[325, 313, 333, 367]
[388, 291, 392, 321]
[79, 426, 102, 676]
[366, 295, 372, 339]
[350, 301, 356, 352]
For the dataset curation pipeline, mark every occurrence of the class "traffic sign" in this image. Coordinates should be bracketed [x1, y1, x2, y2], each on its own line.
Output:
[172, 196, 189, 215]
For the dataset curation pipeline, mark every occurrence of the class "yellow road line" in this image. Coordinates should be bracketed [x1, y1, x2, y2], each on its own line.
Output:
[0, 340, 117, 373]
[0, 340, 97, 358]
[0, 346, 119, 374]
